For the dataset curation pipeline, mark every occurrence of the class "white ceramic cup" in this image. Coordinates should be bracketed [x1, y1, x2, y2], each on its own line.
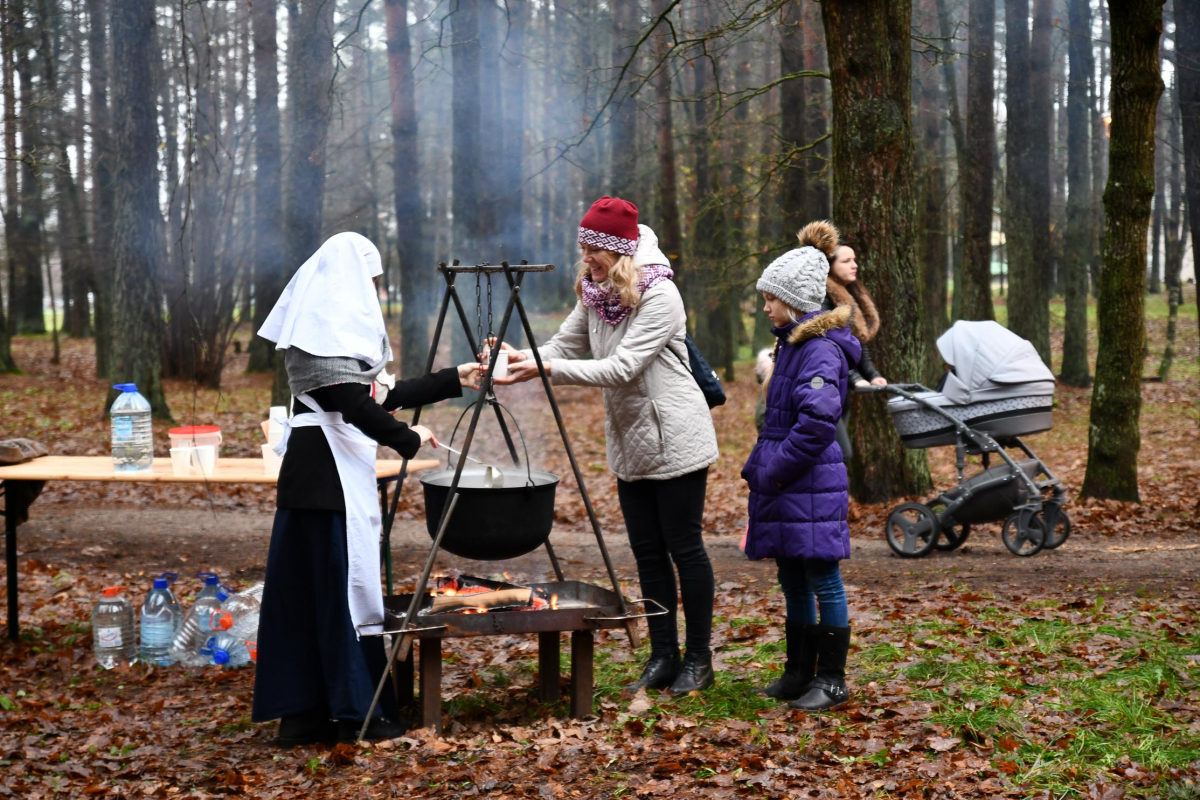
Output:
[261, 443, 282, 476]
[192, 444, 217, 477]
[491, 349, 509, 379]
[169, 447, 194, 477]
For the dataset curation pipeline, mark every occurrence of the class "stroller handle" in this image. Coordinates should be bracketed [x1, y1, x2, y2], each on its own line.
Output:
[853, 382, 932, 397]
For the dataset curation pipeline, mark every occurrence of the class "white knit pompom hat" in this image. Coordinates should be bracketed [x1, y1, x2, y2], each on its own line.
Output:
[756, 246, 830, 314]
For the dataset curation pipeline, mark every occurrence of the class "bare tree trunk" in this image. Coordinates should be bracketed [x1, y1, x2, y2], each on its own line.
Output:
[87, 0, 113, 377]
[1061, 0, 1093, 387]
[11, 0, 45, 334]
[498, 0, 525, 261]
[609, 0, 637, 199]
[958, 0, 996, 321]
[778, 1, 807, 236]
[934, 0, 966, 319]
[1149, 88, 1165, 295]
[823, 0, 932, 501]
[0, 0, 20, 369]
[652, 0, 681, 277]
[272, 0, 335, 405]
[43, 0, 90, 347]
[689, 0, 734, 381]
[1158, 83, 1184, 380]
[247, 0, 282, 374]
[802, 0, 830, 220]
[387, 0, 432, 378]
[1080, 0, 1163, 502]
[1176, 0, 1200, 340]
[916, 0, 948, 382]
[1005, 0, 1052, 364]
[1089, 3, 1110, 299]
[109, 0, 168, 417]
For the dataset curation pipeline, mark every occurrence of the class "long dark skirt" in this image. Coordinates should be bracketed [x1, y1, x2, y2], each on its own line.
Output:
[251, 508, 397, 723]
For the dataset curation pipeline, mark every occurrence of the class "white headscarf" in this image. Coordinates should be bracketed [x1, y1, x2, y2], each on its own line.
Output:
[258, 232, 392, 366]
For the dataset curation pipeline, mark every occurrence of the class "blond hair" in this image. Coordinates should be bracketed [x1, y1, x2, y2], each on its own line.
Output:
[575, 253, 641, 309]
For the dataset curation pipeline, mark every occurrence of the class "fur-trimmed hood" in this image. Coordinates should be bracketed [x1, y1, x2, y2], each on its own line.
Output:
[824, 277, 880, 342]
[786, 304, 853, 345]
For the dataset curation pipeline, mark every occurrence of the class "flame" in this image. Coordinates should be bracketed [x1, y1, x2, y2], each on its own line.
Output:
[550, 594, 559, 610]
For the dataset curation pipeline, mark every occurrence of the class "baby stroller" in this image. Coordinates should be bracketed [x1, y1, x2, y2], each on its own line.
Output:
[866, 321, 1068, 558]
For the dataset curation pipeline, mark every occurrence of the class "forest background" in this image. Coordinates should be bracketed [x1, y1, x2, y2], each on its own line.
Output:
[0, 0, 1196, 503]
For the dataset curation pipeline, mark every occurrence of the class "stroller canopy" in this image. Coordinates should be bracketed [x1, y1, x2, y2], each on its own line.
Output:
[936, 321, 1055, 404]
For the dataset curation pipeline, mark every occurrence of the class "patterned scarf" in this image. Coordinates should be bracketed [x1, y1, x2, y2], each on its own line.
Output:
[581, 264, 675, 326]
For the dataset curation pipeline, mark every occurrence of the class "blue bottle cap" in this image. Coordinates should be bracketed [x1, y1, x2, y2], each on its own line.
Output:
[153, 577, 169, 590]
[113, 383, 138, 393]
[215, 590, 230, 603]
[197, 572, 219, 585]
[212, 648, 230, 665]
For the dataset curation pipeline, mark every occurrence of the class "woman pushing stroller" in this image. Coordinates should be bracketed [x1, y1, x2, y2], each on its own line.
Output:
[742, 221, 860, 712]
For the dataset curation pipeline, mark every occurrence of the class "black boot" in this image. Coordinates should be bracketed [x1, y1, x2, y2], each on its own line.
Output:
[790, 625, 850, 712]
[276, 708, 336, 747]
[625, 651, 681, 692]
[760, 621, 815, 701]
[668, 651, 715, 695]
[337, 715, 410, 744]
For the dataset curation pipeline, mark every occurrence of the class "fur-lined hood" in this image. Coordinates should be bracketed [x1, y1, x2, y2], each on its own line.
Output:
[825, 278, 880, 342]
[759, 306, 859, 386]
[786, 304, 853, 345]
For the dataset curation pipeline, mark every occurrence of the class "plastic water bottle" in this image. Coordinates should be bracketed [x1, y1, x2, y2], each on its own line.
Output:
[194, 572, 224, 603]
[92, 587, 137, 669]
[206, 633, 251, 668]
[140, 574, 182, 666]
[226, 610, 259, 645]
[171, 589, 229, 667]
[223, 588, 261, 621]
[110, 384, 153, 472]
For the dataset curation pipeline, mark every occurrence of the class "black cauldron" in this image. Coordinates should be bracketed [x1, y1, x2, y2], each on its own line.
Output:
[420, 467, 559, 560]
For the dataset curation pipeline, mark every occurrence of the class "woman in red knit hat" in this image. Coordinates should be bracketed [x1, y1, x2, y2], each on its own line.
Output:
[493, 196, 721, 695]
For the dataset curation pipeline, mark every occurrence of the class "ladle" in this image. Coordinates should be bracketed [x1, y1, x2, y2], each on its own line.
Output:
[437, 444, 504, 487]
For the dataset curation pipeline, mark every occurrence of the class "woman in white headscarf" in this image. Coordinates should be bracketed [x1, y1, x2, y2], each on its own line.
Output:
[251, 232, 480, 746]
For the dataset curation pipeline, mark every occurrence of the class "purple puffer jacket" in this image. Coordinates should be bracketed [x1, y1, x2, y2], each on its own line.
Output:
[741, 306, 861, 562]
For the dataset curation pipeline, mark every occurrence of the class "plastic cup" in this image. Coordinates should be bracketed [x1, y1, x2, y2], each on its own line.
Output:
[492, 350, 509, 379]
[169, 447, 194, 477]
[192, 445, 216, 477]
[261, 444, 282, 476]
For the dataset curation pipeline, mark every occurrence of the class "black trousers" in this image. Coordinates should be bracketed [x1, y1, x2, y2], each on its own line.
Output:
[251, 509, 397, 723]
[616, 468, 714, 657]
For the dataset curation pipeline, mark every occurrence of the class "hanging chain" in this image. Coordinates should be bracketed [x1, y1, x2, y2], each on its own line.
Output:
[474, 270, 484, 355]
[485, 273, 494, 342]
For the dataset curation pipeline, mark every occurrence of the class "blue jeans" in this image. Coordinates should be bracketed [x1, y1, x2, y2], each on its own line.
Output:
[776, 557, 849, 627]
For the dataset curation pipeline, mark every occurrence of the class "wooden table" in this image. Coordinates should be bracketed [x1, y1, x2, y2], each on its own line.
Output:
[0, 455, 439, 641]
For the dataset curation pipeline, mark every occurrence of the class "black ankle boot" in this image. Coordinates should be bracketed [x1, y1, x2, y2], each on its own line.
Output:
[276, 708, 336, 746]
[668, 651, 715, 695]
[337, 716, 409, 744]
[790, 625, 851, 712]
[625, 651, 681, 692]
[760, 620, 815, 701]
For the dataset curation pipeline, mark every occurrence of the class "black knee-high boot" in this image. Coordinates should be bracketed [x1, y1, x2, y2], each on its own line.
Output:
[760, 620, 816, 700]
[789, 625, 850, 711]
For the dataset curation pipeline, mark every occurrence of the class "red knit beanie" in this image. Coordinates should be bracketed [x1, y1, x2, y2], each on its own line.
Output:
[578, 196, 639, 256]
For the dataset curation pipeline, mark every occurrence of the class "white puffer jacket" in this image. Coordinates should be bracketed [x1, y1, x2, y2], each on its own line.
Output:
[533, 227, 719, 482]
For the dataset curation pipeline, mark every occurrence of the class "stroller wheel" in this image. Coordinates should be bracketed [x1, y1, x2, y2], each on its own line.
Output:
[1002, 510, 1046, 556]
[886, 503, 939, 558]
[928, 501, 970, 551]
[1039, 504, 1071, 549]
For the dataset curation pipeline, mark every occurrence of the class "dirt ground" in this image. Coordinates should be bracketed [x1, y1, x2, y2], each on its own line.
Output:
[11, 501, 1199, 604]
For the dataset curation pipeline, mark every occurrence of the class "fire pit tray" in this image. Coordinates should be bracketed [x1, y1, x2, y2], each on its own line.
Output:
[383, 581, 648, 637]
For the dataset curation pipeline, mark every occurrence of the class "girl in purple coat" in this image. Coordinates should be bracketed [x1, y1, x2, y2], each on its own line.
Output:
[742, 221, 861, 711]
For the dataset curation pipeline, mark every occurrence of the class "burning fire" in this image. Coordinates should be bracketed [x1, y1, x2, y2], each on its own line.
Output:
[428, 572, 559, 615]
